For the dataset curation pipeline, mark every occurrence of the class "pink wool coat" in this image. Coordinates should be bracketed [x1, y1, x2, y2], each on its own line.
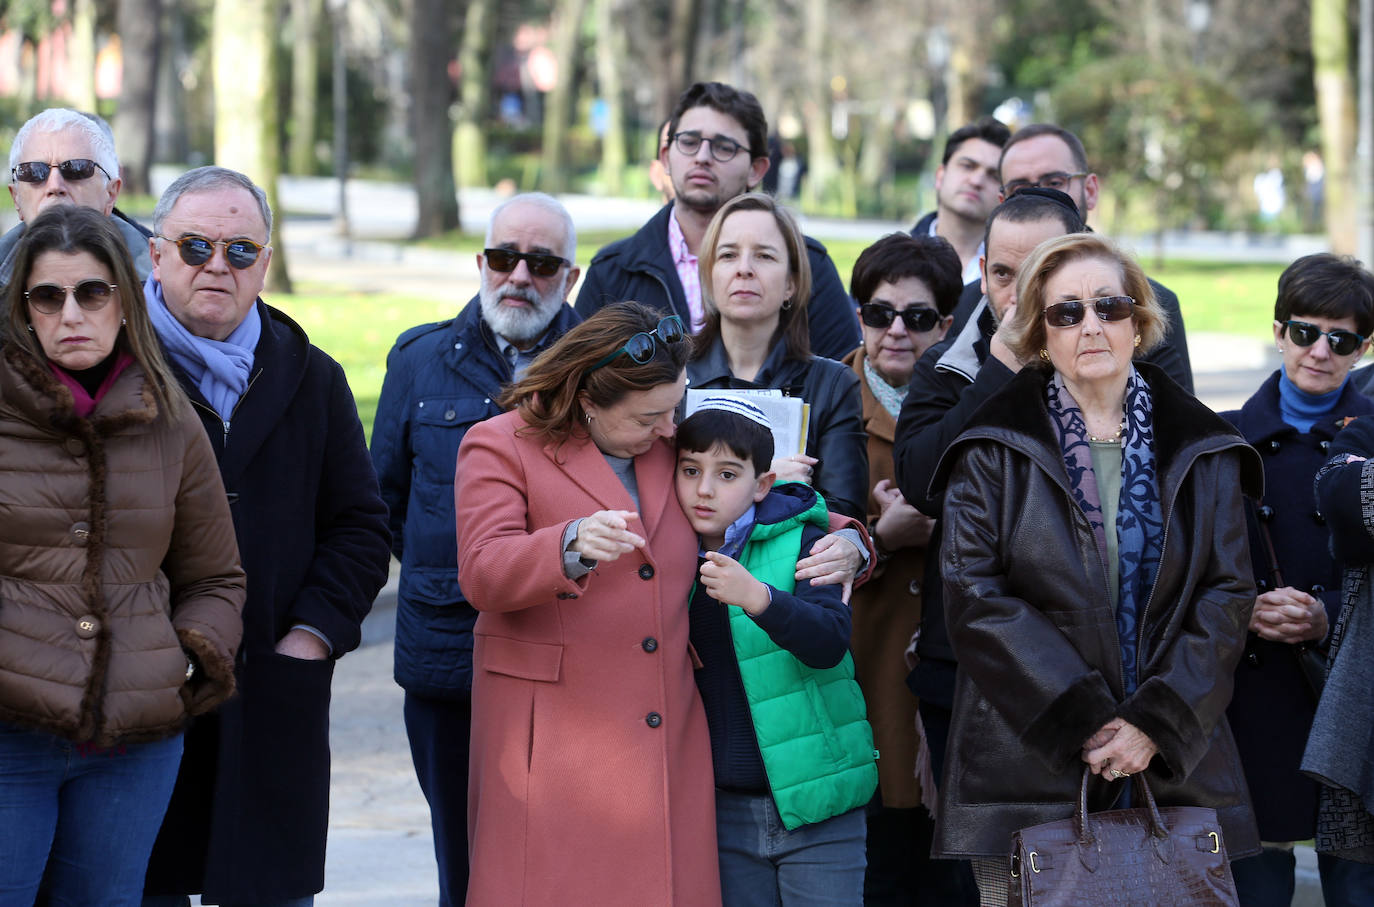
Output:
[456, 410, 721, 907]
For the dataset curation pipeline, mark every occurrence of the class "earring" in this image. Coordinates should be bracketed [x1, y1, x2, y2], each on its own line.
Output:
[1133, 334, 1141, 347]
[1039, 349, 1050, 361]
[584, 412, 593, 424]
[26, 324, 34, 333]
[121, 317, 127, 326]
[781, 298, 793, 311]
[1277, 345, 1285, 353]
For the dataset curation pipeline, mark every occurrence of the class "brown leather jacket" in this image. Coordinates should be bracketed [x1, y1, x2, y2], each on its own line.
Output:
[931, 363, 1263, 859]
[0, 347, 245, 746]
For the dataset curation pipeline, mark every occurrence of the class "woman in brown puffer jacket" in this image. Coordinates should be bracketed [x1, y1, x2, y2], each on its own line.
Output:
[0, 206, 245, 906]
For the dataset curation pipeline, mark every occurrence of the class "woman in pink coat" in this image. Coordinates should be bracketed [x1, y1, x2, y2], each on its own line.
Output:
[456, 302, 718, 905]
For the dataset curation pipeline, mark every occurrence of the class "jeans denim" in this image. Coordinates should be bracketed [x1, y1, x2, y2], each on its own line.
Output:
[715, 789, 866, 906]
[0, 721, 183, 907]
[1318, 851, 1374, 907]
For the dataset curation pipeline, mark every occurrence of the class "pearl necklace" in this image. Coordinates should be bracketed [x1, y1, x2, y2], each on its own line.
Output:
[1088, 416, 1127, 444]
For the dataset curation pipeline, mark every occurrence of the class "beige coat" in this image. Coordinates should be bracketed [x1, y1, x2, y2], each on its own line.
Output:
[0, 347, 245, 746]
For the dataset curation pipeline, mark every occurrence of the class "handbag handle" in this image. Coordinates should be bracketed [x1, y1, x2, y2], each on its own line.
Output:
[1074, 766, 1170, 845]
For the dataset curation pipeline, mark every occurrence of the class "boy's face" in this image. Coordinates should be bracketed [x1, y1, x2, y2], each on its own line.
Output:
[675, 443, 774, 549]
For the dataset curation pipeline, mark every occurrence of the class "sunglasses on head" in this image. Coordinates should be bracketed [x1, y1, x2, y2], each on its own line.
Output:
[11, 159, 111, 184]
[1043, 295, 1135, 328]
[591, 316, 686, 371]
[860, 302, 942, 333]
[24, 280, 118, 315]
[483, 248, 570, 278]
[158, 234, 267, 269]
[1283, 320, 1367, 356]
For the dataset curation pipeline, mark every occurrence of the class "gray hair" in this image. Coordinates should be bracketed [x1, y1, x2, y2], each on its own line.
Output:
[484, 192, 576, 262]
[152, 166, 274, 239]
[8, 108, 120, 184]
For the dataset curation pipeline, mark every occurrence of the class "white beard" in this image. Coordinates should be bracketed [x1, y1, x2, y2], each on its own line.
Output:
[479, 275, 566, 344]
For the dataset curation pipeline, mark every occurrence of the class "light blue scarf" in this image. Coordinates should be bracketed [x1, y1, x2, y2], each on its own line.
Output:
[144, 273, 260, 418]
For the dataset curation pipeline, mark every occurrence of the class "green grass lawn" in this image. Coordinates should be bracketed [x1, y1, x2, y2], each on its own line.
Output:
[278, 254, 1285, 445]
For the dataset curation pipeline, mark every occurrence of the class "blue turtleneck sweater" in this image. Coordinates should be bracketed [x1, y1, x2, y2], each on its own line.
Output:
[1278, 370, 1348, 433]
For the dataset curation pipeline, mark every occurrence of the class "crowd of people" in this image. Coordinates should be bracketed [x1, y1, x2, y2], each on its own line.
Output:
[3, 77, 1374, 907]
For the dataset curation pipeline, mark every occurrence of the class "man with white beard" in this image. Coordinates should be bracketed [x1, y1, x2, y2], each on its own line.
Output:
[370, 192, 582, 907]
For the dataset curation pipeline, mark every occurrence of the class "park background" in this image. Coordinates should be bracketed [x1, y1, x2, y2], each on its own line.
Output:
[2, 0, 1372, 435]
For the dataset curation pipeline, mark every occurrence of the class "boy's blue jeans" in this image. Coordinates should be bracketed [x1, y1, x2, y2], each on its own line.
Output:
[0, 720, 183, 906]
[715, 788, 866, 906]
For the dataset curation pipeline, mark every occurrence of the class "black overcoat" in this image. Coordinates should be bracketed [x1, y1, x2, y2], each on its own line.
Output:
[143, 300, 392, 901]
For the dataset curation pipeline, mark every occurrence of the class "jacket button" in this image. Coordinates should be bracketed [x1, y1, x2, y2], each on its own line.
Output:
[1269, 440, 1281, 453]
[1314, 511, 1326, 525]
[1321, 440, 1331, 453]
[645, 712, 662, 728]
[642, 637, 658, 653]
[75, 615, 99, 639]
[1246, 652, 1261, 667]
[71, 522, 90, 545]
[1257, 579, 1270, 593]
[638, 564, 655, 580]
[908, 580, 922, 597]
[1311, 584, 1326, 594]
[1257, 505, 1275, 522]
[64, 438, 84, 456]
[444, 409, 456, 421]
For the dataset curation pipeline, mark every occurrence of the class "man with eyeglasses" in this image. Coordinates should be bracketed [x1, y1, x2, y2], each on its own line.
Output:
[909, 116, 1010, 285]
[1, 107, 152, 287]
[576, 81, 861, 360]
[996, 123, 1192, 390]
[370, 192, 583, 907]
[140, 166, 391, 907]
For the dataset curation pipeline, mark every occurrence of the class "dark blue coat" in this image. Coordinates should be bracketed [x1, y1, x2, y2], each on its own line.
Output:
[1221, 370, 1374, 840]
[144, 301, 392, 901]
[574, 201, 861, 361]
[371, 298, 582, 698]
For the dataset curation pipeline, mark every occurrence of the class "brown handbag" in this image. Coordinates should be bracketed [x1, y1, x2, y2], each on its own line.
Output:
[1007, 768, 1239, 906]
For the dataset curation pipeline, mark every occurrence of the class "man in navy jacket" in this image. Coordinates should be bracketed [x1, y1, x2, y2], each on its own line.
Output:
[370, 192, 583, 907]
[576, 81, 860, 360]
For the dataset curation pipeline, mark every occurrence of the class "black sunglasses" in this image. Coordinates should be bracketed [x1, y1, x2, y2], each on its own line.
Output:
[591, 316, 686, 370]
[483, 248, 570, 278]
[158, 234, 267, 269]
[1044, 295, 1135, 328]
[860, 302, 942, 333]
[25, 280, 118, 315]
[11, 159, 112, 183]
[1283, 320, 1367, 356]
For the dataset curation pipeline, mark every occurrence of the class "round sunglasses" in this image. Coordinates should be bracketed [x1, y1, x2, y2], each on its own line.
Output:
[1282, 320, 1367, 357]
[590, 316, 686, 371]
[25, 280, 118, 315]
[860, 302, 942, 333]
[157, 234, 268, 269]
[11, 159, 112, 183]
[1043, 295, 1135, 328]
[483, 248, 570, 278]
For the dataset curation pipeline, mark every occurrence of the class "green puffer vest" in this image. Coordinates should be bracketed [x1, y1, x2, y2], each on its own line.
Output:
[730, 487, 878, 830]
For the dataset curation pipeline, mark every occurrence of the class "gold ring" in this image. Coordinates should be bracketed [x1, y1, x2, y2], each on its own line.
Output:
[1109, 768, 1129, 779]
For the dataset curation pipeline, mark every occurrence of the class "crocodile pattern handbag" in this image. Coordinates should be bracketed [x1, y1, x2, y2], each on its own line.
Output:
[1007, 768, 1239, 906]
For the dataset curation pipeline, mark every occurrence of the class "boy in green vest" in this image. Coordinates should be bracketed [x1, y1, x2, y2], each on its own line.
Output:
[676, 396, 877, 905]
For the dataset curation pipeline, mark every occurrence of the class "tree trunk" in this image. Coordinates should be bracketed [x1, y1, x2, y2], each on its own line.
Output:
[1313, 0, 1358, 253]
[594, 0, 628, 195]
[68, 0, 97, 112]
[801, 0, 839, 206]
[287, 0, 323, 175]
[409, 0, 459, 235]
[214, 0, 291, 292]
[540, 0, 589, 194]
[115, 0, 163, 195]
[454, 0, 496, 188]
[154, 6, 190, 164]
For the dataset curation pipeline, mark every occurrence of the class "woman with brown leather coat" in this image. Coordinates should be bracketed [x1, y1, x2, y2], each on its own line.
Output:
[932, 233, 1262, 904]
[0, 206, 244, 905]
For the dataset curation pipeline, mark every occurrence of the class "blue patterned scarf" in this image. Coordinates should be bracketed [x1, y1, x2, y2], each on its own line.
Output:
[1046, 368, 1163, 695]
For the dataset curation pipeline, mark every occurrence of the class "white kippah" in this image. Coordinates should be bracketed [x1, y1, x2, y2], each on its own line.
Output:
[694, 395, 773, 431]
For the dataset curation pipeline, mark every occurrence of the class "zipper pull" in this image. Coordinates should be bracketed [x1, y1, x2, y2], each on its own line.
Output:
[222, 420, 231, 444]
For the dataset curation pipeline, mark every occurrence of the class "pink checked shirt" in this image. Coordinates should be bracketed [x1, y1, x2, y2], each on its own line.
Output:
[667, 209, 705, 332]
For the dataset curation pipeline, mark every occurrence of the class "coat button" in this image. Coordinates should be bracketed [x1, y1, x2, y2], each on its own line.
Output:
[908, 580, 922, 597]
[1311, 584, 1326, 594]
[638, 564, 655, 580]
[1269, 440, 1281, 454]
[1246, 652, 1261, 667]
[1256, 579, 1270, 593]
[645, 712, 662, 728]
[71, 522, 90, 545]
[642, 637, 658, 653]
[556, 592, 578, 600]
[75, 615, 99, 639]
[1314, 511, 1326, 525]
[444, 409, 456, 421]
[64, 438, 83, 456]
[1257, 505, 1275, 522]
[1320, 440, 1331, 453]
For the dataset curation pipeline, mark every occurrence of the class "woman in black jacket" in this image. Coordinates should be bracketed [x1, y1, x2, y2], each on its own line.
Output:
[1223, 253, 1374, 906]
[686, 192, 867, 523]
[933, 232, 1262, 905]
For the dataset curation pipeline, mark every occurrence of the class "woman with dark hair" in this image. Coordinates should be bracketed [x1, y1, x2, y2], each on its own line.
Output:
[456, 302, 720, 906]
[0, 205, 244, 903]
[688, 192, 868, 523]
[1223, 253, 1374, 905]
[841, 231, 962, 901]
[933, 232, 1261, 904]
